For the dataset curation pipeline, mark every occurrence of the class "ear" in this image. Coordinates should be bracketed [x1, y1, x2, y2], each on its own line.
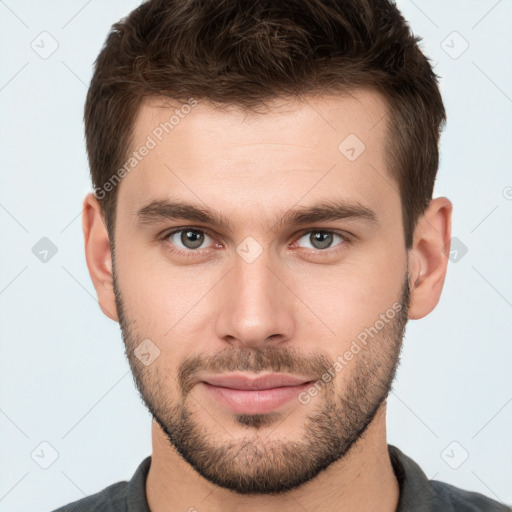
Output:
[82, 193, 119, 321]
[407, 197, 453, 320]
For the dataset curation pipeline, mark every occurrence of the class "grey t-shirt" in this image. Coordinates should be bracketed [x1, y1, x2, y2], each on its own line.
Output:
[52, 444, 510, 511]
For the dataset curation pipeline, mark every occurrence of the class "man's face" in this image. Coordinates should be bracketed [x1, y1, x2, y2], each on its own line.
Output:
[111, 90, 411, 494]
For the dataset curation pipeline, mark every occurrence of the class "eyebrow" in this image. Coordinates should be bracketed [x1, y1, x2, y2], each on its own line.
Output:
[135, 198, 378, 232]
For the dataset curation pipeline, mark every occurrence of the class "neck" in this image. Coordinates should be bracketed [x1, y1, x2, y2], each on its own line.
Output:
[146, 401, 398, 512]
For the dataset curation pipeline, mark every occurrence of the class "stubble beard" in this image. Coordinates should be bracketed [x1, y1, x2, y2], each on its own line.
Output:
[113, 264, 410, 495]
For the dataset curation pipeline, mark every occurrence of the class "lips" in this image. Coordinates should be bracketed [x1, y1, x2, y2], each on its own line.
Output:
[202, 373, 312, 390]
[197, 373, 315, 415]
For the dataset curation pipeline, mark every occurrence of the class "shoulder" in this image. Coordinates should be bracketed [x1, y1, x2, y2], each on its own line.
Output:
[388, 444, 510, 512]
[50, 456, 152, 512]
[430, 479, 511, 511]
[51, 481, 129, 512]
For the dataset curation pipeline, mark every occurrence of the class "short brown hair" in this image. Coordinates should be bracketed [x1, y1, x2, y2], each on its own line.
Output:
[84, 0, 446, 249]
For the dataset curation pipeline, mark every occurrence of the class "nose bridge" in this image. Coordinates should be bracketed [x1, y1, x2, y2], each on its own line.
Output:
[234, 250, 275, 311]
[214, 244, 295, 347]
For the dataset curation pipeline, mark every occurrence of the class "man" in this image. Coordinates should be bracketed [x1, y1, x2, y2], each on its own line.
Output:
[53, 0, 510, 510]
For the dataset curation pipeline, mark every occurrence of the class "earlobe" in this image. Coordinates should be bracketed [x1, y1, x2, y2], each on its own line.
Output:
[407, 197, 453, 320]
[82, 193, 119, 322]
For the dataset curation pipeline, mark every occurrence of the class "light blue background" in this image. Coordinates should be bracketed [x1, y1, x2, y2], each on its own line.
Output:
[1, 1, 511, 510]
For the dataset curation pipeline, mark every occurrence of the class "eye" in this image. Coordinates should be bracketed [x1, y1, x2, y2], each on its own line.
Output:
[165, 228, 215, 251]
[161, 227, 351, 258]
[294, 230, 349, 251]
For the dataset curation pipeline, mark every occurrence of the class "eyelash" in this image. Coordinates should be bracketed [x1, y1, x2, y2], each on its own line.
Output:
[159, 227, 353, 258]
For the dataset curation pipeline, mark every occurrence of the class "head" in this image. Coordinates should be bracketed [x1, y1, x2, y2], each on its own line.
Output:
[83, 0, 452, 495]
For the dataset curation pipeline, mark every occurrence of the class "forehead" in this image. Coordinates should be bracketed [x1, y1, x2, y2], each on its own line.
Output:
[117, 89, 398, 229]
[134, 89, 388, 157]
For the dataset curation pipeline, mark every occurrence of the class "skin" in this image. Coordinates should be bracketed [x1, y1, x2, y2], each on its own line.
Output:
[82, 89, 452, 512]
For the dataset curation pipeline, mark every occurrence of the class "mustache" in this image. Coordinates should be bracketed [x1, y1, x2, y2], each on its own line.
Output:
[178, 345, 333, 396]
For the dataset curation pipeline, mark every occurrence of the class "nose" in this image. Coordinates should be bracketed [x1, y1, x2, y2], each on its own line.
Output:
[214, 247, 296, 349]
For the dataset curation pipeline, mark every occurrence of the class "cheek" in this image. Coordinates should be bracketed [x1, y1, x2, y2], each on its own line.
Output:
[115, 246, 220, 341]
[293, 249, 406, 349]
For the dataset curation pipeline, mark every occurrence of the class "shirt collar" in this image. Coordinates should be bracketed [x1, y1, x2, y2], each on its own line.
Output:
[127, 455, 152, 512]
[389, 444, 445, 511]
